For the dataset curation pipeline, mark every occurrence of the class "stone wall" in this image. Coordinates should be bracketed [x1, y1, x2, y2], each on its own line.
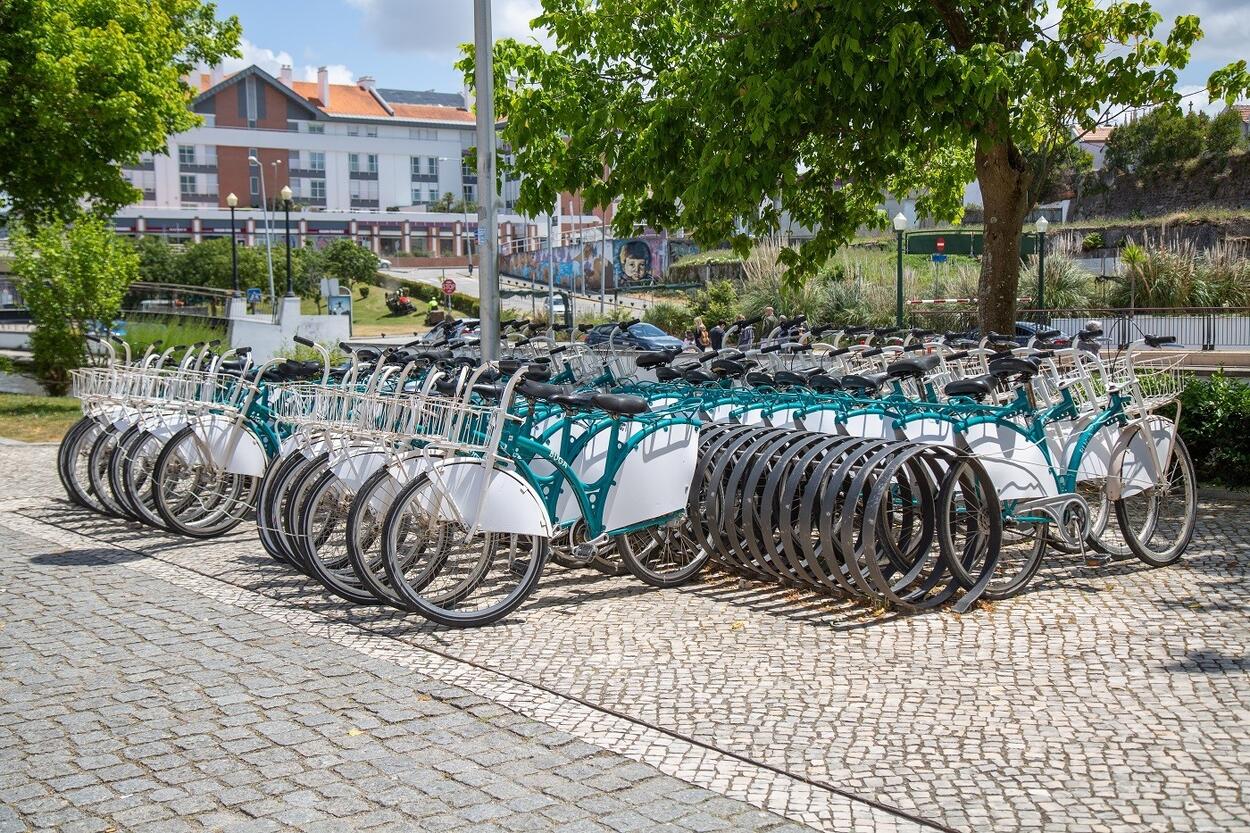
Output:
[1071, 153, 1250, 221]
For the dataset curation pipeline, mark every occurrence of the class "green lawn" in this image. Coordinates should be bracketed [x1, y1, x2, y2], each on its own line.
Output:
[303, 286, 475, 337]
[0, 393, 81, 442]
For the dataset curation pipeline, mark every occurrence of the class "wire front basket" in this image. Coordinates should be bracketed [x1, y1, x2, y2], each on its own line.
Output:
[1107, 353, 1185, 413]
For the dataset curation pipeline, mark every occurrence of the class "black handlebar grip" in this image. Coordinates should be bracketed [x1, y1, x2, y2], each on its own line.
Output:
[514, 337, 531, 347]
[550, 345, 568, 355]
[760, 343, 781, 353]
[620, 318, 640, 329]
[1033, 350, 1055, 359]
[85, 334, 101, 342]
[698, 350, 718, 363]
[902, 343, 927, 352]
[209, 339, 222, 348]
[578, 323, 594, 332]
[110, 334, 126, 345]
[861, 347, 884, 358]
[236, 346, 252, 355]
[293, 335, 315, 348]
[946, 350, 969, 361]
[986, 331, 1015, 342]
[741, 315, 764, 327]
[828, 346, 851, 357]
[1146, 334, 1177, 346]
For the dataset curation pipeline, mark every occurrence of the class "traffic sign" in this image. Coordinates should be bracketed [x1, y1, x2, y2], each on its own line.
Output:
[931, 254, 948, 263]
[441, 279, 456, 295]
[246, 288, 262, 303]
[475, 227, 486, 243]
[935, 237, 946, 253]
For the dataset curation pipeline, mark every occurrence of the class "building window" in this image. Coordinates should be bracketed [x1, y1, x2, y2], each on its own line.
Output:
[409, 128, 437, 141]
[427, 157, 438, 175]
[310, 179, 326, 200]
[179, 174, 197, 195]
[461, 159, 473, 178]
[428, 188, 438, 203]
[248, 149, 259, 166]
[349, 179, 378, 200]
[410, 157, 421, 177]
[178, 145, 195, 165]
[463, 185, 477, 203]
[306, 122, 324, 134]
[249, 176, 259, 196]
[366, 154, 377, 174]
[347, 125, 360, 137]
[204, 146, 217, 167]
[411, 187, 422, 204]
[348, 153, 360, 173]
[309, 151, 325, 172]
[365, 125, 378, 138]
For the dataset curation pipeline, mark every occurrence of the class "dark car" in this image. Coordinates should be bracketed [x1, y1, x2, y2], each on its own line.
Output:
[585, 322, 684, 351]
[963, 321, 1071, 347]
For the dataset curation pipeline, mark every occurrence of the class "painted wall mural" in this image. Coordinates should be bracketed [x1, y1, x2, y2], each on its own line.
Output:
[498, 234, 700, 290]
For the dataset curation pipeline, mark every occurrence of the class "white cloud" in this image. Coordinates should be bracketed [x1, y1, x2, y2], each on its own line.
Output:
[205, 38, 356, 85]
[344, 0, 549, 55]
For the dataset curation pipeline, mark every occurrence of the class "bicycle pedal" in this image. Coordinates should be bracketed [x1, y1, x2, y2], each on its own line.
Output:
[509, 558, 530, 577]
[1083, 553, 1111, 568]
[572, 542, 597, 561]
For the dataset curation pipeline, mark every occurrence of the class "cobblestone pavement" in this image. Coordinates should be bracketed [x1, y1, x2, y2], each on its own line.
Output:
[2, 444, 1249, 832]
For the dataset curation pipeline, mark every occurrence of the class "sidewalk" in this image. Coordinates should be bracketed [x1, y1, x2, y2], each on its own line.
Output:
[1, 443, 1248, 832]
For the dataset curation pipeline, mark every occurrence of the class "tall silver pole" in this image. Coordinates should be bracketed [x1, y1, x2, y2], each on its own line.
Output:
[547, 212, 555, 339]
[473, 0, 500, 360]
[256, 166, 276, 314]
[600, 215, 606, 314]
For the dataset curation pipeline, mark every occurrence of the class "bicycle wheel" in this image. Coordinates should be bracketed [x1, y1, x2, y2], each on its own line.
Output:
[119, 429, 172, 529]
[152, 426, 257, 538]
[1115, 433, 1197, 567]
[256, 447, 315, 566]
[58, 416, 106, 512]
[295, 467, 381, 605]
[107, 424, 147, 520]
[345, 461, 416, 609]
[85, 423, 129, 518]
[380, 468, 548, 628]
[615, 517, 707, 588]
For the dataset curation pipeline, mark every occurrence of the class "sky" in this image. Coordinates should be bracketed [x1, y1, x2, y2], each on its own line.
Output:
[207, 0, 1246, 111]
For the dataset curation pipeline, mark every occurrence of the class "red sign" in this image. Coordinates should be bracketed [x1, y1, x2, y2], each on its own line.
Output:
[936, 237, 946, 253]
[441, 279, 456, 295]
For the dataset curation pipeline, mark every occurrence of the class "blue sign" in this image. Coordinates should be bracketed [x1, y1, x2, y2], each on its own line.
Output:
[246, 288, 262, 303]
[931, 254, 948, 264]
[476, 227, 487, 243]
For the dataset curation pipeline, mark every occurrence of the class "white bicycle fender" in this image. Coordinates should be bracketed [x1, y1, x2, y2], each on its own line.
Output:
[189, 414, 268, 477]
[1108, 416, 1176, 500]
[600, 422, 699, 532]
[423, 459, 552, 537]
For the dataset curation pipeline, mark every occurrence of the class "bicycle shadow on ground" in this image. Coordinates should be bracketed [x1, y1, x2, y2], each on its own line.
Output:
[679, 570, 911, 631]
[29, 547, 145, 567]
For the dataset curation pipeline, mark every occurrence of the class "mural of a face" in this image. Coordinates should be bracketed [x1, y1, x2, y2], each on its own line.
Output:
[622, 253, 648, 281]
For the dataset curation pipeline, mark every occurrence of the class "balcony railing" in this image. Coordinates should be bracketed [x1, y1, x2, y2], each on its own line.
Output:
[349, 170, 378, 180]
[349, 198, 380, 208]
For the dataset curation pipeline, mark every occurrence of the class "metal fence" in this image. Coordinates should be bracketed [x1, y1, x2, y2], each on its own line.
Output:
[903, 306, 1250, 350]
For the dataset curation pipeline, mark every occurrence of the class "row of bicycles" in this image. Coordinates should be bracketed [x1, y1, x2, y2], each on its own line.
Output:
[58, 313, 1197, 626]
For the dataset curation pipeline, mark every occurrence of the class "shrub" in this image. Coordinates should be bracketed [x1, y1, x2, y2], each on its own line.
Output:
[1081, 232, 1104, 251]
[1205, 109, 1244, 157]
[359, 284, 371, 300]
[12, 213, 137, 394]
[1179, 372, 1250, 486]
[689, 280, 740, 325]
[643, 301, 693, 336]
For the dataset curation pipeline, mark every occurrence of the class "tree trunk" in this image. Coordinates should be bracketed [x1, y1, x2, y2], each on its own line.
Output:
[975, 136, 1030, 334]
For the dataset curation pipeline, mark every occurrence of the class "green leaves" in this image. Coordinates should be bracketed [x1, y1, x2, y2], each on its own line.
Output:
[12, 212, 138, 393]
[0, 0, 240, 226]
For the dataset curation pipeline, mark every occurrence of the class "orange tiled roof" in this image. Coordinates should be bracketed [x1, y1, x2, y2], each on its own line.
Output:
[1230, 104, 1250, 123]
[289, 81, 389, 117]
[391, 102, 474, 123]
[1078, 125, 1115, 144]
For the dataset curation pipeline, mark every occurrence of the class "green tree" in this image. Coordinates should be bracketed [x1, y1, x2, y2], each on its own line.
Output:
[0, 1, 240, 225]
[12, 214, 138, 393]
[468, 1, 1250, 333]
[134, 236, 180, 283]
[689, 280, 740, 326]
[319, 239, 380, 290]
[173, 237, 268, 291]
[1105, 105, 1209, 171]
[1206, 108, 1245, 156]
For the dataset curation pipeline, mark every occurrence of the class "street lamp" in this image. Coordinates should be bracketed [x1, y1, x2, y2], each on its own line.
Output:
[893, 211, 908, 327]
[1035, 215, 1049, 312]
[280, 185, 294, 297]
[226, 192, 239, 294]
[248, 155, 276, 307]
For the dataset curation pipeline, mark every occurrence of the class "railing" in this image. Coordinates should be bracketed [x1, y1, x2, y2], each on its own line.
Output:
[121, 282, 234, 332]
[905, 305, 1250, 350]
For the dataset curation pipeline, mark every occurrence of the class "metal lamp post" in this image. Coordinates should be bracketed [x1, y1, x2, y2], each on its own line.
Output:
[248, 155, 276, 308]
[281, 186, 294, 296]
[893, 212, 908, 327]
[1035, 215, 1049, 312]
[473, 0, 501, 359]
[226, 192, 239, 294]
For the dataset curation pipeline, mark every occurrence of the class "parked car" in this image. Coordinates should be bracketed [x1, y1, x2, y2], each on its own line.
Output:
[963, 321, 1071, 347]
[585, 322, 684, 351]
[377, 257, 393, 270]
